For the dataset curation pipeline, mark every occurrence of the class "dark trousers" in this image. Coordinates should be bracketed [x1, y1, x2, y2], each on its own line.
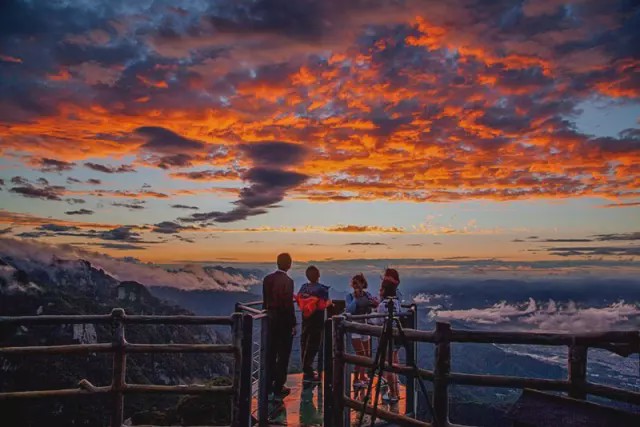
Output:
[300, 311, 324, 376]
[266, 311, 294, 394]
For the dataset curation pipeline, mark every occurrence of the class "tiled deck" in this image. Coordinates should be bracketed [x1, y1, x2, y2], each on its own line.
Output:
[253, 373, 406, 426]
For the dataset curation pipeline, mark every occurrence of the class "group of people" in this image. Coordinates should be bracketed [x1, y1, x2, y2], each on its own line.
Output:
[262, 252, 403, 406]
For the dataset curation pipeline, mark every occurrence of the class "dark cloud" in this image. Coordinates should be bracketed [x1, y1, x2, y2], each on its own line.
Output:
[99, 226, 141, 242]
[65, 198, 86, 204]
[239, 141, 309, 167]
[135, 126, 205, 154]
[37, 224, 79, 232]
[171, 204, 199, 210]
[0, 227, 12, 235]
[152, 221, 186, 234]
[66, 177, 82, 184]
[9, 177, 66, 201]
[548, 246, 640, 257]
[84, 162, 136, 174]
[65, 209, 94, 215]
[345, 242, 387, 246]
[592, 232, 640, 241]
[171, 169, 239, 181]
[86, 179, 102, 185]
[181, 162, 308, 223]
[112, 201, 146, 210]
[37, 158, 76, 173]
[98, 243, 145, 251]
[601, 201, 640, 208]
[16, 231, 49, 238]
[157, 154, 194, 169]
[11, 176, 29, 185]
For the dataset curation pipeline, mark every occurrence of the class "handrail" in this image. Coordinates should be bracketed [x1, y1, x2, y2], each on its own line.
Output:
[0, 308, 254, 427]
[331, 316, 640, 427]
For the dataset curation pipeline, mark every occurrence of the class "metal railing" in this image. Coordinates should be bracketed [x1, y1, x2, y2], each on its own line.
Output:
[0, 308, 255, 427]
[235, 301, 270, 425]
[235, 300, 327, 426]
[329, 313, 640, 427]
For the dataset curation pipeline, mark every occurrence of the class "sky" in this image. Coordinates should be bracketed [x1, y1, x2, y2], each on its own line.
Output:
[0, 0, 639, 270]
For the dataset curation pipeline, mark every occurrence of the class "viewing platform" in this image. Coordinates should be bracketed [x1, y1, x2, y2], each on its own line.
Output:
[1, 303, 639, 426]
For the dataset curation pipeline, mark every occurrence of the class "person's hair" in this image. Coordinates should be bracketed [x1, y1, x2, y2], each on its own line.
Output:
[351, 273, 368, 289]
[306, 265, 320, 282]
[380, 281, 397, 298]
[382, 268, 400, 286]
[276, 253, 292, 271]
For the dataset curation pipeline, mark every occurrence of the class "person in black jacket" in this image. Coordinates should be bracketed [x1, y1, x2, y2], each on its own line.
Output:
[263, 253, 296, 399]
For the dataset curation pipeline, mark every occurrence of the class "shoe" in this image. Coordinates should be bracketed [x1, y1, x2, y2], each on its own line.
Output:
[303, 371, 320, 383]
[389, 395, 400, 403]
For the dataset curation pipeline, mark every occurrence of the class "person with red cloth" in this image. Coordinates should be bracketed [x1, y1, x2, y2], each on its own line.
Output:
[296, 266, 331, 383]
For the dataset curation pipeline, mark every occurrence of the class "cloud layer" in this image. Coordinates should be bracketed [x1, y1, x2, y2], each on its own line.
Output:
[0, 0, 637, 217]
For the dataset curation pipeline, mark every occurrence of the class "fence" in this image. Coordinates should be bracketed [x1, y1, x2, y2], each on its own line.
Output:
[0, 308, 255, 427]
[329, 313, 640, 427]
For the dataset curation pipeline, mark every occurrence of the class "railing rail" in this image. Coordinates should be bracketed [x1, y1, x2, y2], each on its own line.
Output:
[0, 308, 254, 427]
[330, 314, 640, 427]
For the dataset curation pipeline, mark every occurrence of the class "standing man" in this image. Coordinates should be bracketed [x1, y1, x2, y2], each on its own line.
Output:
[263, 253, 296, 400]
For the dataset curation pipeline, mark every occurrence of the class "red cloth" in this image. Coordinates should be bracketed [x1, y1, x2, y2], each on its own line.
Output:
[296, 294, 330, 319]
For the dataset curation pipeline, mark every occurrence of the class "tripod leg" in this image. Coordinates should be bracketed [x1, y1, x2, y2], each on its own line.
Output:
[369, 326, 388, 427]
[356, 328, 387, 427]
[393, 318, 439, 427]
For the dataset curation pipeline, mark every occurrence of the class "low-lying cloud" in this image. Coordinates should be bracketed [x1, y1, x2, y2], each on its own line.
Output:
[0, 237, 259, 291]
[428, 298, 640, 332]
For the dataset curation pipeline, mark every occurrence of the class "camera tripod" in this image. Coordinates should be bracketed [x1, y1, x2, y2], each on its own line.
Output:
[356, 298, 437, 427]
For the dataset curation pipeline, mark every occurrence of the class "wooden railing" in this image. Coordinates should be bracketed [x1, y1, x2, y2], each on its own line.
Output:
[329, 314, 640, 427]
[0, 308, 255, 427]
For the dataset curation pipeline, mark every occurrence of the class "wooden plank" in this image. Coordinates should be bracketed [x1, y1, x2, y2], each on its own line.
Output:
[568, 345, 588, 399]
[125, 343, 235, 353]
[110, 308, 126, 427]
[342, 353, 435, 381]
[344, 397, 431, 427]
[0, 343, 113, 355]
[450, 329, 638, 346]
[124, 315, 233, 325]
[342, 321, 436, 342]
[585, 382, 640, 405]
[124, 384, 234, 394]
[448, 373, 569, 391]
[332, 316, 346, 427]
[0, 387, 110, 399]
[0, 314, 112, 325]
[433, 322, 451, 427]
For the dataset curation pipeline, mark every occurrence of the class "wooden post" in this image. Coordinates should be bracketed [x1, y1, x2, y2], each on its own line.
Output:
[323, 318, 334, 427]
[332, 316, 346, 427]
[405, 304, 418, 416]
[317, 309, 326, 377]
[110, 308, 126, 427]
[568, 344, 587, 400]
[238, 314, 253, 427]
[258, 315, 270, 426]
[433, 322, 451, 427]
[231, 312, 243, 427]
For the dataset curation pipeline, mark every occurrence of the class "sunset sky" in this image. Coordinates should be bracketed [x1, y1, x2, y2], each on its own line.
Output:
[0, 0, 638, 266]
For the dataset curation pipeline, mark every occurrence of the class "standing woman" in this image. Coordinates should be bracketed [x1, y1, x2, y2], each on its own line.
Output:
[374, 268, 401, 402]
[345, 273, 379, 388]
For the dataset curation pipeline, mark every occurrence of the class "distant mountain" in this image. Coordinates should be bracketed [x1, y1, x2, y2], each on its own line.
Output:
[150, 286, 261, 316]
[0, 255, 232, 427]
